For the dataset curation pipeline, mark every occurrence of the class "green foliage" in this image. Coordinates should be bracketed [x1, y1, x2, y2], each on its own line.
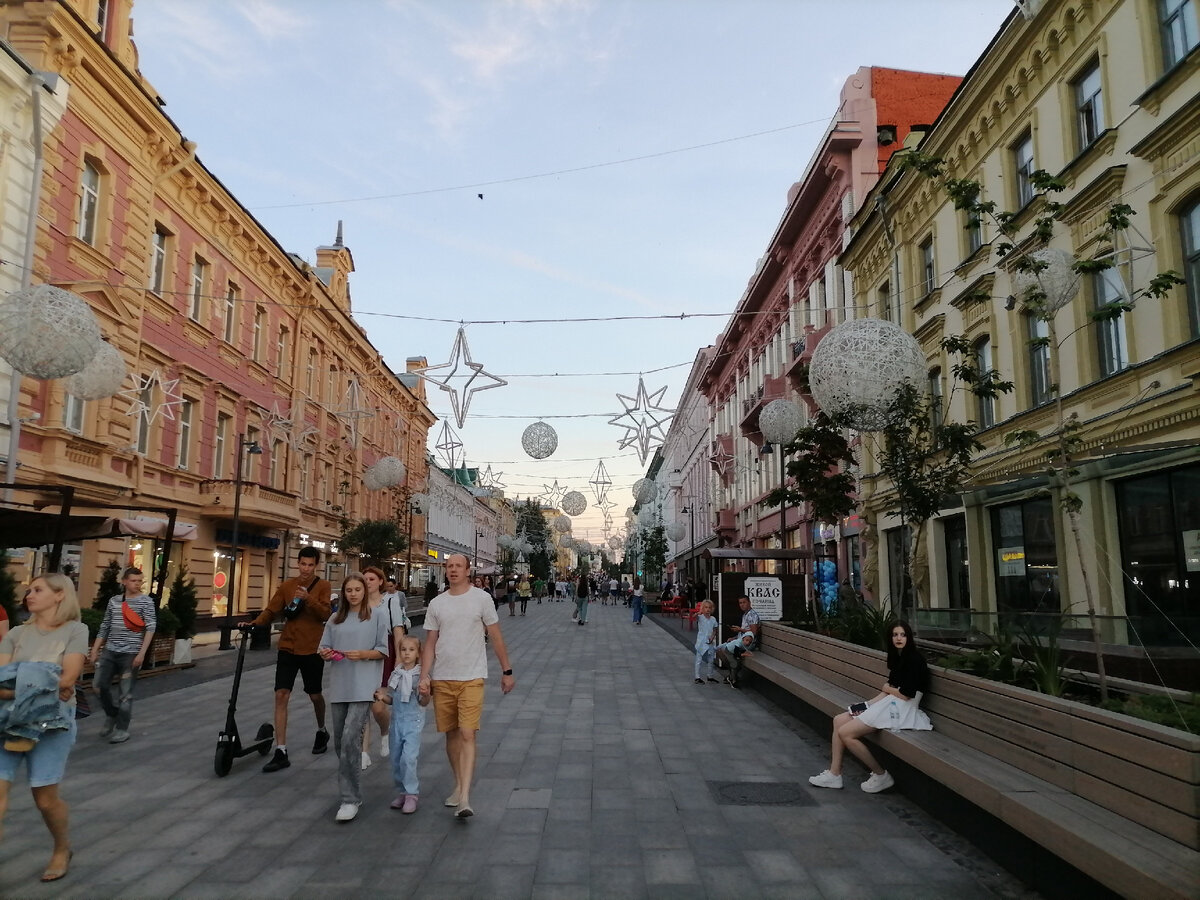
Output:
[154, 604, 181, 638]
[1018, 617, 1066, 697]
[1100, 693, 1199, 734]
[820, 599, 896, 650]
[763, 412, 857, 525]
[641, 524, 667, 585]
[167, 565, 199, 639]
[340, 519, 407, 568]
[80, 607, 103, 642]
[0, 552, 19, 624]
[94, 559, 122, 611]
[515, 500, 552, 580]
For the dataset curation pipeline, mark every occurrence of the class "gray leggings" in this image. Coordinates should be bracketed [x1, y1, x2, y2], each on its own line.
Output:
[331, 701, 372, 804]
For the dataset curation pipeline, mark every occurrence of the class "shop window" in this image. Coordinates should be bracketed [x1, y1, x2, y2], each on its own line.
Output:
[885, 525, 912, 609]
[943, 515, 970, 610]
[990, 497, 1059, 615]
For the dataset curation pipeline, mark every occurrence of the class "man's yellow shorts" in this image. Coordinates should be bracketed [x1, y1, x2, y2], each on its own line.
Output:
[431, 678, 485, 732]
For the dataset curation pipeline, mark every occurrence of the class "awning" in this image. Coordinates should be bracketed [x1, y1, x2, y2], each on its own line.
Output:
[0, 510, 196, 548]
[703, 548, 811, 560]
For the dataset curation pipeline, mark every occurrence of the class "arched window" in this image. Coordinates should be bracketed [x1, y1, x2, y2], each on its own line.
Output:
[1182, 196, 1200, 338]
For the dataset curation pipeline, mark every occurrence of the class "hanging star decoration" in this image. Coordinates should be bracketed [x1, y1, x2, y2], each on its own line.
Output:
[589, 460, 612, 504]
[434, 420, 463, 470]
[262, 402, 293, 438]
[478, 464, 505, 495]
[609, 376, 674, 465]
[328, 380, 375, 446]
[412, 326, 507, 428]
[539, 480, 565, 509]
[709, 444, 736, 478]
[118, 368, 184, 427]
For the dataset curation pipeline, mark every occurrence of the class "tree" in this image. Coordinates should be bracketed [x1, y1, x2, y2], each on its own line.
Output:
[340, 519, 407, 569]
[514, 500, 552, 580]
[94, 559, 122, 610]
[167, 565, 199, 640]
[642, 524, 667, 587]
[763, 412, 859, 525]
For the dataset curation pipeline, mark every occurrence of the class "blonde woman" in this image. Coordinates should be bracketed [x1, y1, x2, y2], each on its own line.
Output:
[0, 573, 88, 882]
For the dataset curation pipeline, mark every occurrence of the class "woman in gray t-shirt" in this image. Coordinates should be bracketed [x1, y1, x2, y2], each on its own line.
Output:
[318, 574, 389, 822]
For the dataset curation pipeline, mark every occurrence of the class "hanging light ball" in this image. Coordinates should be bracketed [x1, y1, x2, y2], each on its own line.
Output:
[0, 284, 103, 380]
[552, 514, 572, 533]
[637, 506, 658, 527]
[608, 535, 623, 550]
[65, 341, 126, 400]
[809, 318, 927, 433]
[560, 536, 577, 551]
[521, 421, 558, 459]
[1012, 248, 1080, 314]
[666, 522, 687, 542]
[410, 493, 429, 515]
[632, 478, 656, 503]
[561, 490, 587, 516]
[363, 456, 407, 491]
[759, 399, 805, 445]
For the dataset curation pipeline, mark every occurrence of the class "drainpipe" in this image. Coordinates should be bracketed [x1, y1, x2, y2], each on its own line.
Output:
[4, 73, 48, 501]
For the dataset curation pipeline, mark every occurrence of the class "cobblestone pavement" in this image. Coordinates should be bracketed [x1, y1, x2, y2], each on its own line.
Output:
[0, 599, 1036, 899]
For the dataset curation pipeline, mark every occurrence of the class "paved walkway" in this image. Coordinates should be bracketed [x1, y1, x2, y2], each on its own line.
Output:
[1, 599, 1034, 899]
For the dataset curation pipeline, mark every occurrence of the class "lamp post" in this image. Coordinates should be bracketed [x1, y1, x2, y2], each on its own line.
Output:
[759, 399, 804, 577]
[474, 528, 484, 570]
[680, 504, 696, 583]
[219, 432, 262, 650]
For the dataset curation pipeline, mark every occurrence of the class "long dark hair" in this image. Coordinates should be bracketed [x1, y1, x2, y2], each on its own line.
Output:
[334, 574, 371, 624]
[885, 619, 919, 669]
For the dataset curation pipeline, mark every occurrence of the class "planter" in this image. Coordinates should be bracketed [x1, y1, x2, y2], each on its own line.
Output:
[149, 634, 174, 667]
[172, 637, 193, 665]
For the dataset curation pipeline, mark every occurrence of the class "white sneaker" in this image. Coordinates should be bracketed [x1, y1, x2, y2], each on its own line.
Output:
[379, 735, 389, 758]
[335, 802, 360, 822]
[861, 771, 895, 793]
[361, 751, 372, 770]
[808, 770, 843, 789]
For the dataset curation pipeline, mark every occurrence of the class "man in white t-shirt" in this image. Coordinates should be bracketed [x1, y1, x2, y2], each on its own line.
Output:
[418, 554, 514, 819]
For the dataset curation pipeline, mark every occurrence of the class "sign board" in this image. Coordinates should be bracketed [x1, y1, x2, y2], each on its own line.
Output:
[997, 546, 1026, 578]
[744, 576, 783, 620]
[1184, 530, 1200, 572]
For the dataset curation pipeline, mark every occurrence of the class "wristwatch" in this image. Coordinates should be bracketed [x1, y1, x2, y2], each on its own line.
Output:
[502, 669, 513, 676]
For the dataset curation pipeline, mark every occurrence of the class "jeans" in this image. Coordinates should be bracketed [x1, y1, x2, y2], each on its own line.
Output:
[519, 597, 529, 614]
[388, 700, 425, 796]
[575, 597, 589, 623]
[331, 701, 371, 804]
[94, 649, 140, 730]
[631, 598, 644, 623]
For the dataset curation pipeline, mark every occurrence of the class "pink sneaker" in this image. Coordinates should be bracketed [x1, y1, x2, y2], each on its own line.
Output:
[401, 794, 418, 814]
[389, 795, 405, 810]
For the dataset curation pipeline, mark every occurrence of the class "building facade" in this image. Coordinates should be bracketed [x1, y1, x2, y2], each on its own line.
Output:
[841, 0, 1200, 645]
[0, 0, 436, 623]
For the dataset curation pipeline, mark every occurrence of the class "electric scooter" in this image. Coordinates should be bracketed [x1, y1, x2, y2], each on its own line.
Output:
[214, 624, 274, 776]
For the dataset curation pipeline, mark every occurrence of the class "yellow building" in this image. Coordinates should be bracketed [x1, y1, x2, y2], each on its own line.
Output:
[0, 0, 436, 626]
[841, 0, 1199, 648]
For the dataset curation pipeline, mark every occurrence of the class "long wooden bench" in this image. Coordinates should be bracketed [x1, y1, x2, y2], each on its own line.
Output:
[745, 624, 1200, 900]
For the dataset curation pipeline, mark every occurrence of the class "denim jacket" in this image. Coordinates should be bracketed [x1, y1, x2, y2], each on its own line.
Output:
[0, 661, 73, 742]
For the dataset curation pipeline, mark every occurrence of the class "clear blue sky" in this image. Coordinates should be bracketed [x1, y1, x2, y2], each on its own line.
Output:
[132, 0, 1011, 540]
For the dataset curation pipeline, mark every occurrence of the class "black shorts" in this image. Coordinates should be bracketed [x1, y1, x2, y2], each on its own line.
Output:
[274, 650, 324, 695]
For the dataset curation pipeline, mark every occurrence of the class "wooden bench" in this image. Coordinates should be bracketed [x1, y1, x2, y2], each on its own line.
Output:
[745, 624, 1200, 900]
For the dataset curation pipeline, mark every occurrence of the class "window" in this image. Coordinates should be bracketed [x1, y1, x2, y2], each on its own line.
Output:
[135, 375, 153, 455]
[189, 259, 207, 321]
[275, 326, 289, 378]
[975, 336, 996, 428]
[269, 439, 283, 489]
[327, 366, 337, 402]
[1073, 60, 1105, 151]
[97, 0, 109, 32]
[246, 426, 260, 482]
[214, 413, 230, 477]
[965, 210, 983, 256]
[77, 160, 101, 245]
[928, 368, 944, 432]
[305, 349, 317, 396]
[1183, 198, 1200, 337]
[177, 399, 193, 469]
[943, 515, 971, 611]
[919, 237, 936, 296]
[222, 284, 238, 344]
[149, 224, 169, 294]
[990, 497, 1059, 615]
[1160, 0, 1198, 69]
[877, 281, 891, 321]
[1013, 132, 1035, 208]
[1028, 315, 1051, 406]
[886, 525, 913, 608]
[252, 307, 266, 362]
[1093, 268, 1129, 377]
[300, 453, 311, 498]
[64, 393, 84, 434]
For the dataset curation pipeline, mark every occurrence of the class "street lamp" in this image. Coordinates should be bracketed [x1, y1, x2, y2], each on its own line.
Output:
[474, 528, 484, 570]
[760, 399, 804, 576]
[680, 504, 696, 582]
[219, 432, 262, 650]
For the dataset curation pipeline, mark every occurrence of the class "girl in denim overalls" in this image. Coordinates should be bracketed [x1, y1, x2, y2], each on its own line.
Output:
[376, 634, 429, 813]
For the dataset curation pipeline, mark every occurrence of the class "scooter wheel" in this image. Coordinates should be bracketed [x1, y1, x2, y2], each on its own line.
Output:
[255, 723, 274, 755]
[214, 741, 234, 777]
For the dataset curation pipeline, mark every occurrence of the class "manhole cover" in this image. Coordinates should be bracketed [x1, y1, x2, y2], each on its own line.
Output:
[707, 780, 815, 806]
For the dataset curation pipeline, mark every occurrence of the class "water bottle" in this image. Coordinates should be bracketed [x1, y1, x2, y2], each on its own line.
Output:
[284, 592, 304, 618]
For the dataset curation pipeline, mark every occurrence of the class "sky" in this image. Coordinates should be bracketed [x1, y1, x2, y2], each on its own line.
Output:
[131, 0, 1012, 543]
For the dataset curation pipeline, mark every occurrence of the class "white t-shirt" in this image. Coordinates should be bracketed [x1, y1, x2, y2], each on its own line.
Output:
[424, 586, 499, 681]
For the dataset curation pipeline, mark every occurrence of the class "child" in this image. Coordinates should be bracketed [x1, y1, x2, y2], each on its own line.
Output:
[374, 634, 429, 813]
[319, 573, 390, 822]
[717, 631, 755, 689]
[693, 600, 718, 684]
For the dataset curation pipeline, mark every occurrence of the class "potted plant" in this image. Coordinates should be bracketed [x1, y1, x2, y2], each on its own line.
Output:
[167, 566, 199, 664]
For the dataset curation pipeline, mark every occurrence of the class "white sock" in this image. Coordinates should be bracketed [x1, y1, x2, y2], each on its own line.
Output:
[276, 745, 287, 753]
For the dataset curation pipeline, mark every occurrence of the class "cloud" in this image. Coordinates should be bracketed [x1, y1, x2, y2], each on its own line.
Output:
[238, 0, 312, 41]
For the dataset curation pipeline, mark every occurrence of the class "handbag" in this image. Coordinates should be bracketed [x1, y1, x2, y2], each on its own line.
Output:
[121, 600, 146, 632]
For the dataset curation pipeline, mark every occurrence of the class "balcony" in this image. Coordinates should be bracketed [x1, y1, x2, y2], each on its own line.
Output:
[713, 507, 737, 540]
[739, 373, 787, 443]
[199, 480, 302, 528]
[786, 323, 832, 395]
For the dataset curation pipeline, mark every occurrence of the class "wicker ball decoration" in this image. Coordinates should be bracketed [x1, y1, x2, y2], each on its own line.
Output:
[1012, 248, 1079, 313]
[0, 284, 103, 379]
[363, 456, 407, 491]
[410, 492, 429, 515]
[637, 505, 658, 527]
[759, 399, 804, 445]
[808, 318, 927, 432]
[666, 522, 687, 542]
[608, 535, 623, 550]
[552, 514, 572, 533]
[561, 490, 587, 516]
[521, 421, 558, 459]
[632, 478, 656, 503]
[560, 536, 577, 551]
[65, 341, 126, 400]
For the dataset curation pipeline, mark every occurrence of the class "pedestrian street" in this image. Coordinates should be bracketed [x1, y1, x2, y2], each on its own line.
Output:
[0, 600, 1033, 899]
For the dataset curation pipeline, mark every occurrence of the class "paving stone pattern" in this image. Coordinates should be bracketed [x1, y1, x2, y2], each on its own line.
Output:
[0, 601, 1035, 899]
